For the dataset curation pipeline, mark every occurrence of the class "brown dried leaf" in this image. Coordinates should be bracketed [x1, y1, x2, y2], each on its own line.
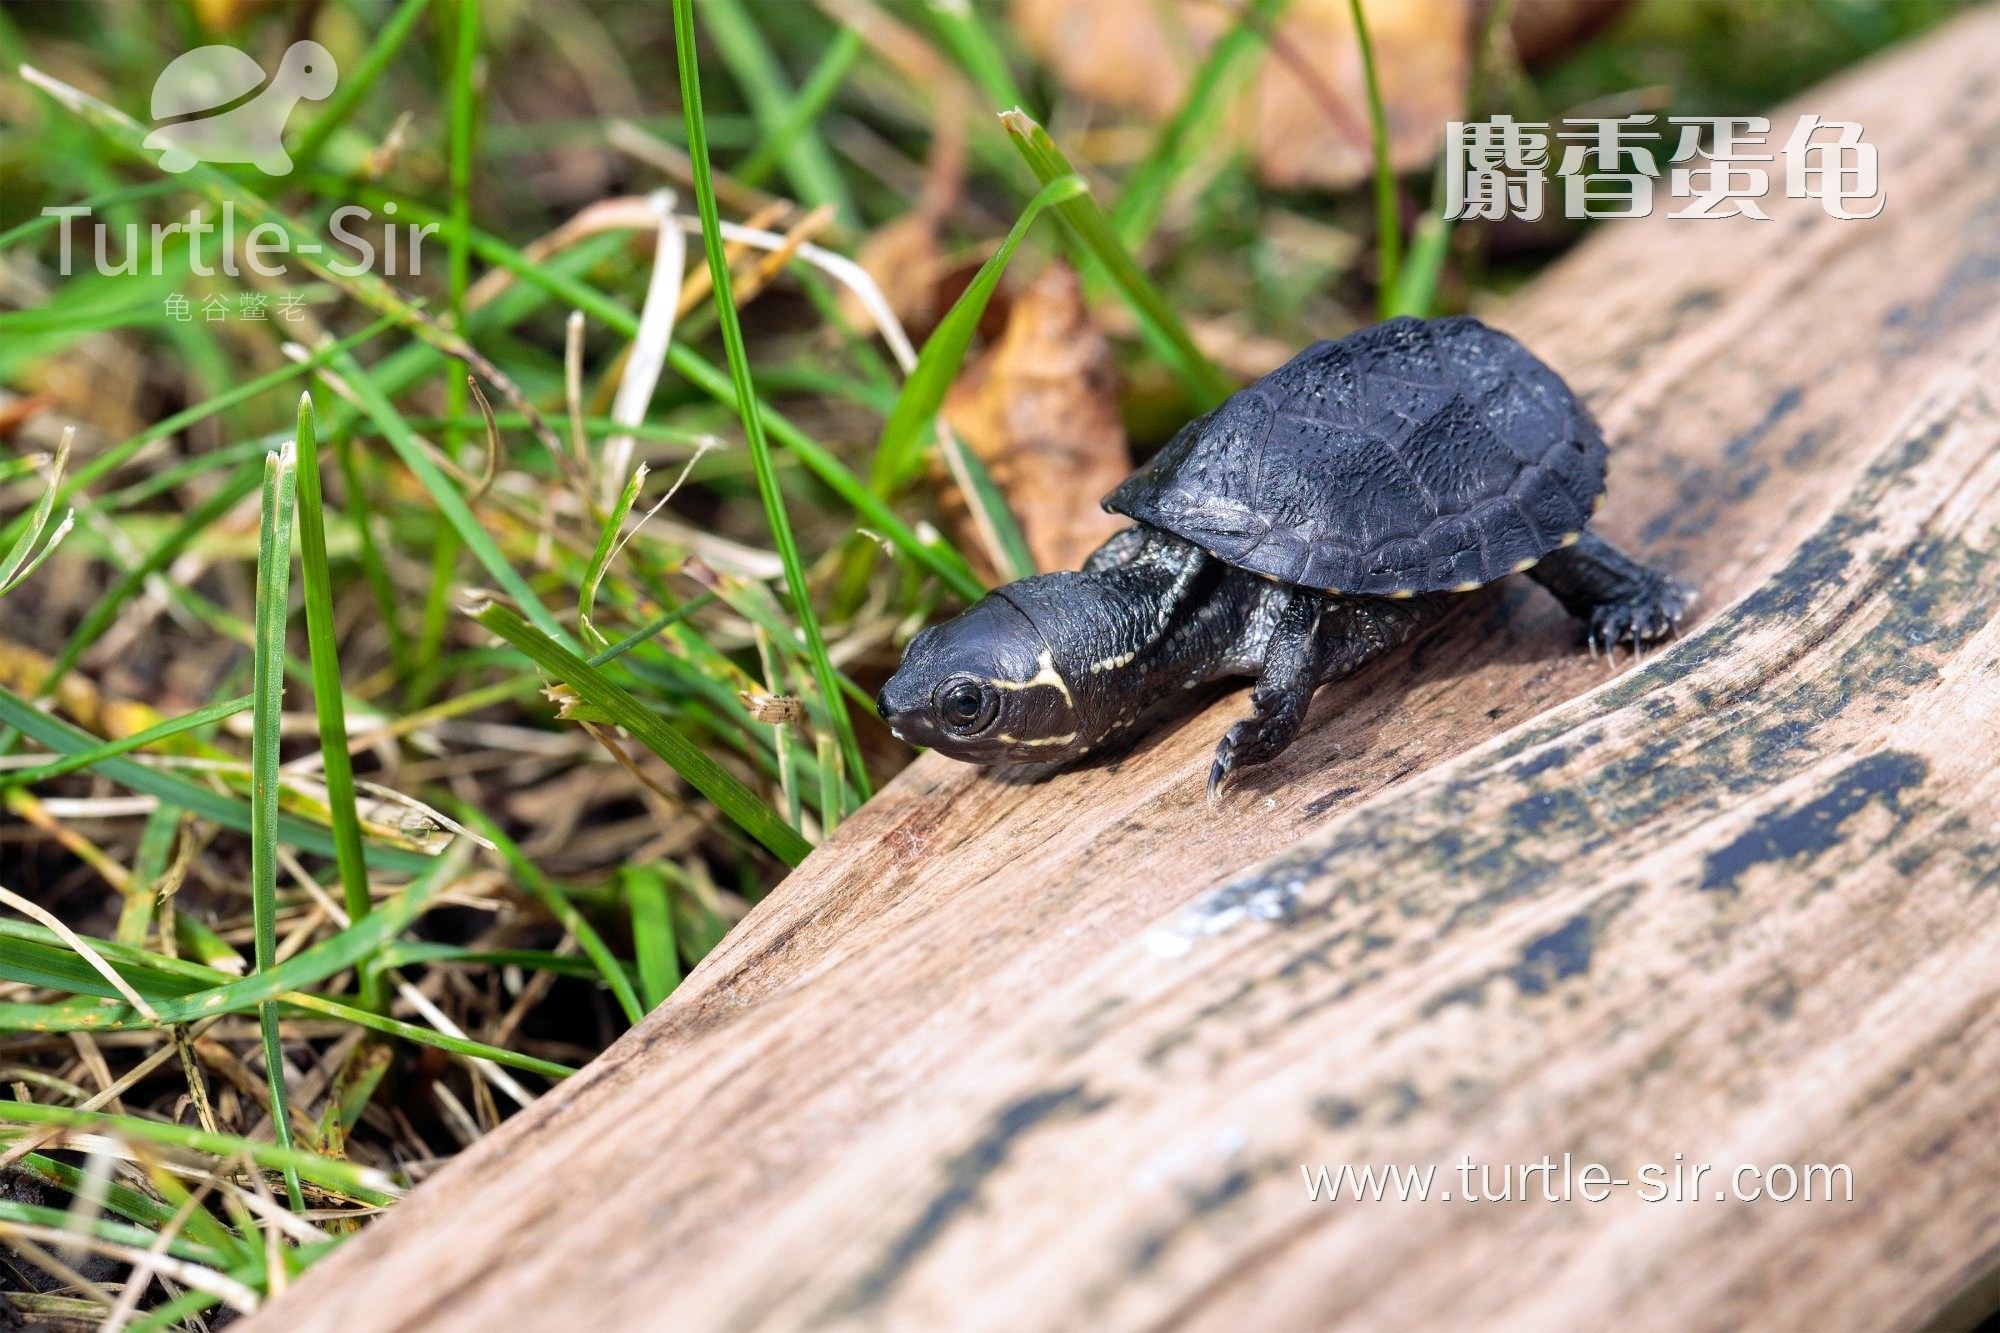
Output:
[0, 634, 160, 740]
[848, 212, 951, 335]
[739, 692, 808, 726]
[1010, 0, 1471, 191]
[1509, 0, 1635, 66]
[942, 263, 1133, 574]
[0, 393, 53, 440]
[842, 83, 968, 337]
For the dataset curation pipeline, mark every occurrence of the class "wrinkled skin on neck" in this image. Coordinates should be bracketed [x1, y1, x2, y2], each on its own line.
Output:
[876, 527, 1277, 764]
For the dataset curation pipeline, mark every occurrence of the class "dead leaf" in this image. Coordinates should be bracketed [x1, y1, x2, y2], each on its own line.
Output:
[740, 692, 807, 726]
[0, 393, 53, 440]
[1011, 0, 1470, 192]
[0, 634, 173, 741]
[850, 212, 952, 335]
[843, 80, 969, 337]
[1508, 0, 1635, 66]
[942, 263, 1133, 574]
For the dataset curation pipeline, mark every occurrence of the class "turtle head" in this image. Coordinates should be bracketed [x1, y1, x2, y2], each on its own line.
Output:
[877, 584, 1088, 764]
[277, 41, 337, 101]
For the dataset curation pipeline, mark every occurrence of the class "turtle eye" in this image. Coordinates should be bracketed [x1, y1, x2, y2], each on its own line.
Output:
[935, 678, 997, 735]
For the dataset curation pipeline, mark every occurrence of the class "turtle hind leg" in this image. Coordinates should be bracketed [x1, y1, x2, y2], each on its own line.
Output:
[1209, 589, 1325, 799]
[1528, 531, 1697, 659]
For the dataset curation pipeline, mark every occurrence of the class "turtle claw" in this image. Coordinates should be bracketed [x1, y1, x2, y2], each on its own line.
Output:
[1209, 708, 1302, 802]
[1208, 726, 1246, 803]
[1585, 575, 1696, 667]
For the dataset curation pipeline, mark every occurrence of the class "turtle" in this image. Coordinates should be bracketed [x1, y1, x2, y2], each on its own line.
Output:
[876, 314, 1695, 795]
[143, 40, 336, 175]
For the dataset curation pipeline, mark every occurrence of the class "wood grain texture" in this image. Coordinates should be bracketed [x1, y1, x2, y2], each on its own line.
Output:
[257, 12, 2000, 1330]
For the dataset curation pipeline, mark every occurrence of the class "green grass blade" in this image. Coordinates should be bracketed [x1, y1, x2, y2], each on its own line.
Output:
[335, 426, 412, 673]
[920, 0, 1029, 111]
[291, 392, 382, 1014]
[944, 440, 1035, 581]
[13, 1153, 195, 1241]
[1111, 0, 1291, 251]
[0, 695, 250, 789]
[999, 109, 1233, 410]
[326, 346, 573, 645]
[299, 182, 985, 601]
[0, 455, 45, 485]
[117, 804, 177, 947]
[174, 916, 244, 974]
[0, 429, 72, 596]
[579, 463, 646, 647]
[0, 925, 575, 1078]
[0, 689, 432, 873]
[475, 815, 642, 1026]
[282, 994, 574, 1078]
[0, 318, 395, 552]
[872, 173, 1086, 490]
[30, 461, 261, 698]
[1347, 0, 1402, 314]
[368, 943, 611, 981]
[289, 0, 434, 170]
[417, 0, 483, 697]
[623, 866, 680, 1010]
[732, 26, 862, 190]
[0, 180, 181, 253]
[0, 1198, 226, 1266]
[1388, 0, 1517, 318]
[0, 1101, 396, 1205]
[0, 935, 198, 1001]
[471, 600, 813, 867]
[701, 0, 856, 225]
[447, 0, 481, 342]
[143, 852, 458, 1023]
[673, 0, 870, 804]
[17, 1150, 245, 1262]
[250, 443, 304, 1210]
[124, 1284, 225, 1333]
[1388, 211, 1449, 318]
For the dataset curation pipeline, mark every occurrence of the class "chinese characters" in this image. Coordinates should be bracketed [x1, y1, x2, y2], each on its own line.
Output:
[1444, 114, 1882, 222]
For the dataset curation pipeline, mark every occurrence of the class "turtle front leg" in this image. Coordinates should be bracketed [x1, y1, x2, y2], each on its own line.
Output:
[1528, 531, 1696, 659]
[1209, 589, 1324, 798]
[1209, 592, 1452, 797]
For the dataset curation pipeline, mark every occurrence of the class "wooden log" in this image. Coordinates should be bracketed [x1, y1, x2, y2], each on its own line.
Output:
[258, 12, 2000, 1330]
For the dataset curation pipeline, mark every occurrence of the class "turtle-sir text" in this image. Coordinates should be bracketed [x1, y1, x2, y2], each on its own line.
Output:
[37, 200, 435, 279]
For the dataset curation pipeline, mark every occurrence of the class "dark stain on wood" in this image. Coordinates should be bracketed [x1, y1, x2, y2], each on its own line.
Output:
[1699, 750, 1928, 893]
[1512, 913, 1597, 994]
[830, 1081, 1114, 1318]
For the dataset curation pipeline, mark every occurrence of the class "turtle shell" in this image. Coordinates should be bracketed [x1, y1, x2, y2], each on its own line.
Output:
[1104, 315, 1607, 597]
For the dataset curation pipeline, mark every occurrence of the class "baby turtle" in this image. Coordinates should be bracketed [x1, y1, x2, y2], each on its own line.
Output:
[879, 315, 1693, 795]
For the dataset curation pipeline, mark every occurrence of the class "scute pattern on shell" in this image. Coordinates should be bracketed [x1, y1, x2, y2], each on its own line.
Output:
[1104, 315, 1608, 596]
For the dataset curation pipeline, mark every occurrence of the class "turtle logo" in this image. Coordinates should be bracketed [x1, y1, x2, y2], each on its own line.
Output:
[142, 41, 336, 175]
